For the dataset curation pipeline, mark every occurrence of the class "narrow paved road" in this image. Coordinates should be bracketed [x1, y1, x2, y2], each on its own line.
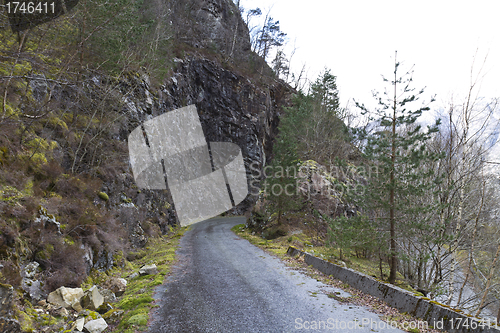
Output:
[148, 217, 403, 332]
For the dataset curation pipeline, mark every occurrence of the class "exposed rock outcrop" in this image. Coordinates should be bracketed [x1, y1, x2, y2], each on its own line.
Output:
[158, 57, 292, 212]
[170, 0, 252, 63]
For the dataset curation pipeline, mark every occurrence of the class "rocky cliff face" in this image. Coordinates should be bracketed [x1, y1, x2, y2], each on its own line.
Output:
[159, 57, 291, 209]
[112, 0, 293, 221]
[169, 0, 252, 63]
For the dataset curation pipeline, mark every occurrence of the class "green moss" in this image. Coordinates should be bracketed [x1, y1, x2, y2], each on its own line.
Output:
[98, 192, 109, 201]
[47, 116, 69, 131]
[36, 243, 55, 261]
[0, 185, 23, 202]
[0, 282, 13, 289]
[119, 295, 154, 310]
[105, 228, 187, 330]
[16, 309, 35, 332]
[85, 310, 100, 320]
[127, 313, 148, 326]
[103, 308, 124, 322]
[81, 269, 108, 291]
[29, 152, 48, 166]
[39, 313, 57, 326]
[0, 146, 8, 165]
[152, 274, 165, 286]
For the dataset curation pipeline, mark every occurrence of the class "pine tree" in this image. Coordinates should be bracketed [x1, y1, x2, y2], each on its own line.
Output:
[355, 52, 443, 284]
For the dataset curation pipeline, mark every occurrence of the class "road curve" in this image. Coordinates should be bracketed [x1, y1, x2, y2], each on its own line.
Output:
[148, 217, 403, 333]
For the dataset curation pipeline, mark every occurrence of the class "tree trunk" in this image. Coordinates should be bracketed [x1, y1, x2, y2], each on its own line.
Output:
[475, 242, 500, 317]
[457, 174, 484, 306]
[388, 53, 398, 284]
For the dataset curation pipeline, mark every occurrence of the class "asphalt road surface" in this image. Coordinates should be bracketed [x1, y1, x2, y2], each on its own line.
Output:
[148, 217, 404, 332]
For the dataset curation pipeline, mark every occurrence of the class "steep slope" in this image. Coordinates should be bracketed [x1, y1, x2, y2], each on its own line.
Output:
[0, 0, 293, 330]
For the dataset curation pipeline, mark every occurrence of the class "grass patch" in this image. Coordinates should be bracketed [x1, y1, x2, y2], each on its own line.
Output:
[109, 226, 186, 332]
[231, 224, 412, 289]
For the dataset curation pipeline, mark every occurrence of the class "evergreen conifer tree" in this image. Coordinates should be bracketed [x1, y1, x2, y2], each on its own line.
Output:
[355, 52, 443, 284]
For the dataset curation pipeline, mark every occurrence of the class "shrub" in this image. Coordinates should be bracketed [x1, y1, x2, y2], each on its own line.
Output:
[44, 242, 86, 291]
[0, 260, 22, 287]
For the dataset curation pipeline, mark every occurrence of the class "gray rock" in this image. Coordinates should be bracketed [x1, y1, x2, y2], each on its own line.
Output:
[93, 248, 114, 272]
[80, 310, 102, 323]
[72, 317, 85, 331]
[81, 286, 104, 311]
[139, 264, 158, 276]
[106, 277, 126, 297]
[47, 287, 84, 309]
[35, 206, 61, 234]
[22, 262, 39, 279]
[130, 224, 147, 248]
[97, 288, 116, 303]
[52, 307, 69, 318]
[102, 309, 124, 324]
[96, 302, 113, 314]
[0, 284, 14, 317]
[29, 74, 48, 101]
[21, 278, 45, 301]
[83, 318, 108, 333]
[128, 272, 139, 279]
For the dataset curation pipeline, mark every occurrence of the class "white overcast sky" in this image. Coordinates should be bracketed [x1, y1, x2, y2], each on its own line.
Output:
[240, 0, 500, 112]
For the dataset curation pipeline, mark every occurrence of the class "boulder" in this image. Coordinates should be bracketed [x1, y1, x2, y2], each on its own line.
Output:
[139, 264, 158, 276]
[35, 206, 61, 234]
[92, 248, 114, 272]
[81, 286, 104, 311]
[47, 286, 84, 309]
[97, 288, 116, 303]
[130, 223, 147, 248]
[72, 317, 85, 332]
[106, 277, 126, 297]
[83, 318, 108, 333]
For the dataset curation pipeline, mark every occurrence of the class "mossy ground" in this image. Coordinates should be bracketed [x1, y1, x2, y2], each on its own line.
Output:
[231, 224, 412, 290]
[107, 226, 187, 333]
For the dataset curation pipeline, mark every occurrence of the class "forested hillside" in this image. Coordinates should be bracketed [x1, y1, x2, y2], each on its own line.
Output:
[250, 53, 500, 322]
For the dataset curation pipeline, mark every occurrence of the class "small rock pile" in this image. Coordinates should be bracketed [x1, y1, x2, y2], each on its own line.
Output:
[1, 264, 159, 332]
[43, 279, 126, 333]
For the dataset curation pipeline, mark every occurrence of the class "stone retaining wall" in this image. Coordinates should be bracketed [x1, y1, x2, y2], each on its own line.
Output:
[287, 246, 500, 333]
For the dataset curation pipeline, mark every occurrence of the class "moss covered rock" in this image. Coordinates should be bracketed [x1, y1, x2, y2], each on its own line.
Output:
[97, 192, 109, 201]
